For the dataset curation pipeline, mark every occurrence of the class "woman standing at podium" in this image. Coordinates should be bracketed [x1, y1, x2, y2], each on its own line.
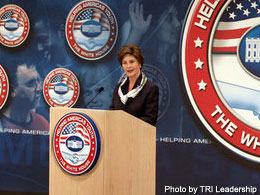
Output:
[110, 44, 159, 125]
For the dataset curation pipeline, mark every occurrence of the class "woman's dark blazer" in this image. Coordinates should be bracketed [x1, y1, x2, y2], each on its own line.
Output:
[110, 75, 159, 126]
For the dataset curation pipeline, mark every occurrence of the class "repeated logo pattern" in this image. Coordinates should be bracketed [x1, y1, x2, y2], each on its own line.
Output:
[53, 112, 101, 175]
[181, 0, 260, 162]
[0, 4, 29, 47]
[65, 0, 118, 60]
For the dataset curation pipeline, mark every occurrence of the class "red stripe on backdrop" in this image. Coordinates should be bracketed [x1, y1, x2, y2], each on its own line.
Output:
[212, 47, 237, 53]
[214, 27, 250, 39]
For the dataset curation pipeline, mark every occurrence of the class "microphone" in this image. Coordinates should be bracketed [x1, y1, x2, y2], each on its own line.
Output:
[85, 87, 104, 108]
[98, 87, 104, 93]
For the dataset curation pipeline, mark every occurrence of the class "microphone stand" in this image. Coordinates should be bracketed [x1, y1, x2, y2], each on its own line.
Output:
[85, 87, 104, 108]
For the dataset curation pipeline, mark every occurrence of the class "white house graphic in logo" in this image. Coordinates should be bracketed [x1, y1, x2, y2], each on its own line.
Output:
[245, 38, 260, 62]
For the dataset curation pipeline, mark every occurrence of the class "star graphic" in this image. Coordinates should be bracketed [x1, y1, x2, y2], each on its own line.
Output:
[194, 58, 204, 69]
[251, 2, 258, 9]
[198, 80, 207, 91]
[243, 9, 250, 16]
[194, 37, 203, 48]
[236, 3, 243, 10]
[229, 12, 236, 19]
[258, 8, 260, 14]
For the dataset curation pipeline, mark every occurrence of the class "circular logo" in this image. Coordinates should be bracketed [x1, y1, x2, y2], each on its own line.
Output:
[0, 4, 30, 47]
[53, 112, 101, 175]
[65, 0, 118, 60]
[43, 68, 80, 107]
[142, 64, 170, 120]
[181, 0, 260, 162]
[0, 65, 9, 109]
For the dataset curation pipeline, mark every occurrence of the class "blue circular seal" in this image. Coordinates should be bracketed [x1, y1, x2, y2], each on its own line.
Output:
[53, 112, 101, 175]
[54, 83, 69, 95]
[66, 136, 84, 152]
[81, 20, 102, 37]
[142, 64, 170, 120]
[4, 19, 19, 31]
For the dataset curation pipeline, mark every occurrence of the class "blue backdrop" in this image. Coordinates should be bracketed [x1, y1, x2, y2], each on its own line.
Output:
[0, 0, 259, 194]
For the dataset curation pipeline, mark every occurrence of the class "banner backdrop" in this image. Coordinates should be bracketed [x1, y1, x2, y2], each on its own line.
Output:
[0, 0, 259, 194]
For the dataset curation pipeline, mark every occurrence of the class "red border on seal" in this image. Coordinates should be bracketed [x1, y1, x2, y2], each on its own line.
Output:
[65, 0, 118, 60]
[0, 65, 9, 109]
[43, 68, 80, 107]
[53, 113, 98, 175]
[0, 4, 30, 47]
[181, 0, 260, 162]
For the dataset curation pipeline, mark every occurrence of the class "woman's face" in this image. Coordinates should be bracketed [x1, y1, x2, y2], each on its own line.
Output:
[122, 54, 141, 80]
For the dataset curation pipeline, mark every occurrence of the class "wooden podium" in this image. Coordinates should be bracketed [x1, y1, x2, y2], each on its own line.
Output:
[49, 107, 156, 195]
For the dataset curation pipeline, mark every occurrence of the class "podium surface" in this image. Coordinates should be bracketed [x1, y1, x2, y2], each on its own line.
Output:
[49, 107, 156, 195]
